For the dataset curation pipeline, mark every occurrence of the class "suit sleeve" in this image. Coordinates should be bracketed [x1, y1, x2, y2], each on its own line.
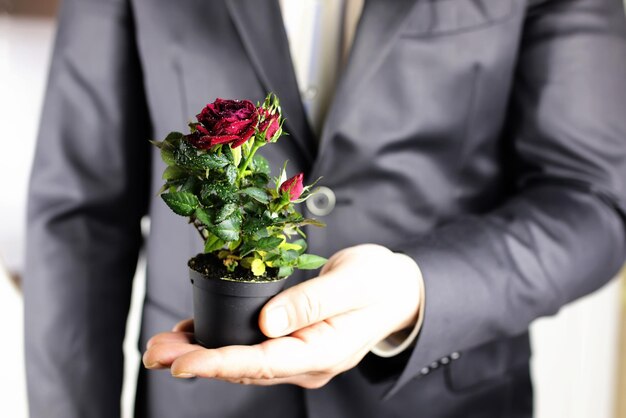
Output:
[24, 0, 151, 416]
[385, 0, 626, 397]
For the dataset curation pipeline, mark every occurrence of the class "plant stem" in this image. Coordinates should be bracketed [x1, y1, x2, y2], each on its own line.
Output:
[237, 142, 262, 182]
[191, 218, 207, 242]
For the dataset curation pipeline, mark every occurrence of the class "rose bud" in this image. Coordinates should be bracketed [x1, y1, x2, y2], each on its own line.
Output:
[259, 110, 280, 142]
[189, 98, 259, 149]
[280, 173, 304, 201]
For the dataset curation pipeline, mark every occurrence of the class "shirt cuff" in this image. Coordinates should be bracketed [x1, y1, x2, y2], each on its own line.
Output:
[370, 260, 425, 358]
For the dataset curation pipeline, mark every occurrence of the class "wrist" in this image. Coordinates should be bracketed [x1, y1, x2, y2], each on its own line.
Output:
[371, 253, 425, 358]
[392, 252, 422, 332]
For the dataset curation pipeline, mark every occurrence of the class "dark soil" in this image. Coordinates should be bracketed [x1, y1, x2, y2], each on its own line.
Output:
[188, 253, 280, 282]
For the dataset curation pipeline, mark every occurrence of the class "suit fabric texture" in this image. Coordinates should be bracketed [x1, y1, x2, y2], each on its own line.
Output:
[25, 0, 626, 417]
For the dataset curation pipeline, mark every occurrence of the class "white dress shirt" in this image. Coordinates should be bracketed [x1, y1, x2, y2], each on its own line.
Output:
[278, 0, 360, 134]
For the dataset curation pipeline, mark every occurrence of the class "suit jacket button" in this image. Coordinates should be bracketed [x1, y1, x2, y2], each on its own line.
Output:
[306, 186, 336, 216]
[440, 356, 450, 365]
[420, 367, 430, 375]
[450, 352, 461, 360]
[302, 86, 318, 101]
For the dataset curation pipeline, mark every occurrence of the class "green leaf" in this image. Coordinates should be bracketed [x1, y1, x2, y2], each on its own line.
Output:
[275, 161, 288, 191]
[161, 192, 198, 216]
[240, 187, 270, 204]
[280, 249, 299, 264]
[251, 259, 266, 276]
[238, 241, 256, 257]
[216, 202, 238, 223]
[180, 177, 199, 193]
[210, 213, 242, 242]
[175, 140, 229, 171]
[241, 139, 252, 160]
[294, 218, 326, 228]
[280, 241, 302, 252]
[292, 178, 323, 203]
[204, 232, 225, 253]
[222, 144, 234, 164]
[296, 254, 327, 270]
[205, 152, 231, 169]
[224, 164, 238, 185]
[162, 165, 187, 180]
[256, 236, 284, 251]
[278, 266, 294, 278]
[292, 239, 307, 254]
[200, 181, 237, 204]
[283, 211, 303, 222]
[231, 145, 242, 167]
[240, 257, 254, 269]
[157, 183, 169, 195]
[153, 132, 183, 151]
[173, 141, 198, 168]
[242, 200, 262, 215]
[195, 207, 213, 226]
[164, 131, 184, 143]
[264, 253, 281, 263]
[161, 148, 176, 165]
[149, 139, 164, 149]
[252, 227, 271, 240]
[242, 215, 273, 236]
[228, 239, 241, 251]
[252, 154, 271, 175]
[248, 173, 270, 188]
[268, 255, 288, 267]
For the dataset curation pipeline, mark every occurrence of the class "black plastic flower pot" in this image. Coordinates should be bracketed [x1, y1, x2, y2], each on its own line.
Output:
[189, 267, 287, 348]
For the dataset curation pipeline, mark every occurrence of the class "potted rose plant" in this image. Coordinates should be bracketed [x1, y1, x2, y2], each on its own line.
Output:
[151, 93, 326, 348]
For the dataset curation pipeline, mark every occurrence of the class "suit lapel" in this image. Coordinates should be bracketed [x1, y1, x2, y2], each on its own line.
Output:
[226, 0, 316, 164]
[316, 0, 418, 164]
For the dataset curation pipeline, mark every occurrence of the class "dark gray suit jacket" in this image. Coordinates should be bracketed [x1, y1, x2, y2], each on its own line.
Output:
[25, 0, 626, 416]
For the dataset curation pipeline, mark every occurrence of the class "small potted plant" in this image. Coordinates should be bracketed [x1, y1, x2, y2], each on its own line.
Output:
[151, 93, 327, 348]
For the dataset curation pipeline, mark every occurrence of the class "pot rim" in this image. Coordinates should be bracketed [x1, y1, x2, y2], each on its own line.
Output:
[189, 268, 287, 297]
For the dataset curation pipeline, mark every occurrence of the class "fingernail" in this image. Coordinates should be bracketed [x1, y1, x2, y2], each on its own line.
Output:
[142, 354, 160, 369]
[266, 305, 289, 335]
[142, 351, 159, 369]
[173, 371, 196, 379]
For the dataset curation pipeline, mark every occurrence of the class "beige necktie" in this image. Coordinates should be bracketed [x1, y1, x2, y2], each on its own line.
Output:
[342, 0, 364, 68]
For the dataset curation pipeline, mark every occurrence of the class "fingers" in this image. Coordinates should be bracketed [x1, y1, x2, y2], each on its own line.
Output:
[143, 319, 197, 369]
[172, 318, 194, 332]
[143, 342, 203, 369]
[146, 330, 195, 349]
[166, 314, 375, 386]
[203, 373, 333, 389]
[170, 337, 314, 380]
[259, 246, 396, 338]
[144, 331, 329, 385]
[142, 307, 379, 388]
[259, 267, 373, 338]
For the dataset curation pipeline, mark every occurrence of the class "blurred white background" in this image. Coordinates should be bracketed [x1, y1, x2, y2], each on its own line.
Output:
[0, 9, 145, 418]
[1, 4, 625, 418]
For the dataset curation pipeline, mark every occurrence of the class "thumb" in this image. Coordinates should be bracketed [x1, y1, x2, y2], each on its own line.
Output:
[258, 269, 369, 338]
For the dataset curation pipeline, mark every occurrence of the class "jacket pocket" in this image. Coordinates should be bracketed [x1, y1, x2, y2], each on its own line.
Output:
[401, 0, 516, 37]
[445, 333, 531, 392]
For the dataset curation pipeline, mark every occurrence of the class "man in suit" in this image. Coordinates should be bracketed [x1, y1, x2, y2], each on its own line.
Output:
[25, 0, 626, 417]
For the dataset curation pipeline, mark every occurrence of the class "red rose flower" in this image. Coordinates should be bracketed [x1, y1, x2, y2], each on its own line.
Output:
[259, 109, 280, 142]
[189, 98, 259, 149]
[280, 173, 304, 201]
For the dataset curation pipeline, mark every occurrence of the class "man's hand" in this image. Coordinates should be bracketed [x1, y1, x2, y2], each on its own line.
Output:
[142, 244, 421, 388]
